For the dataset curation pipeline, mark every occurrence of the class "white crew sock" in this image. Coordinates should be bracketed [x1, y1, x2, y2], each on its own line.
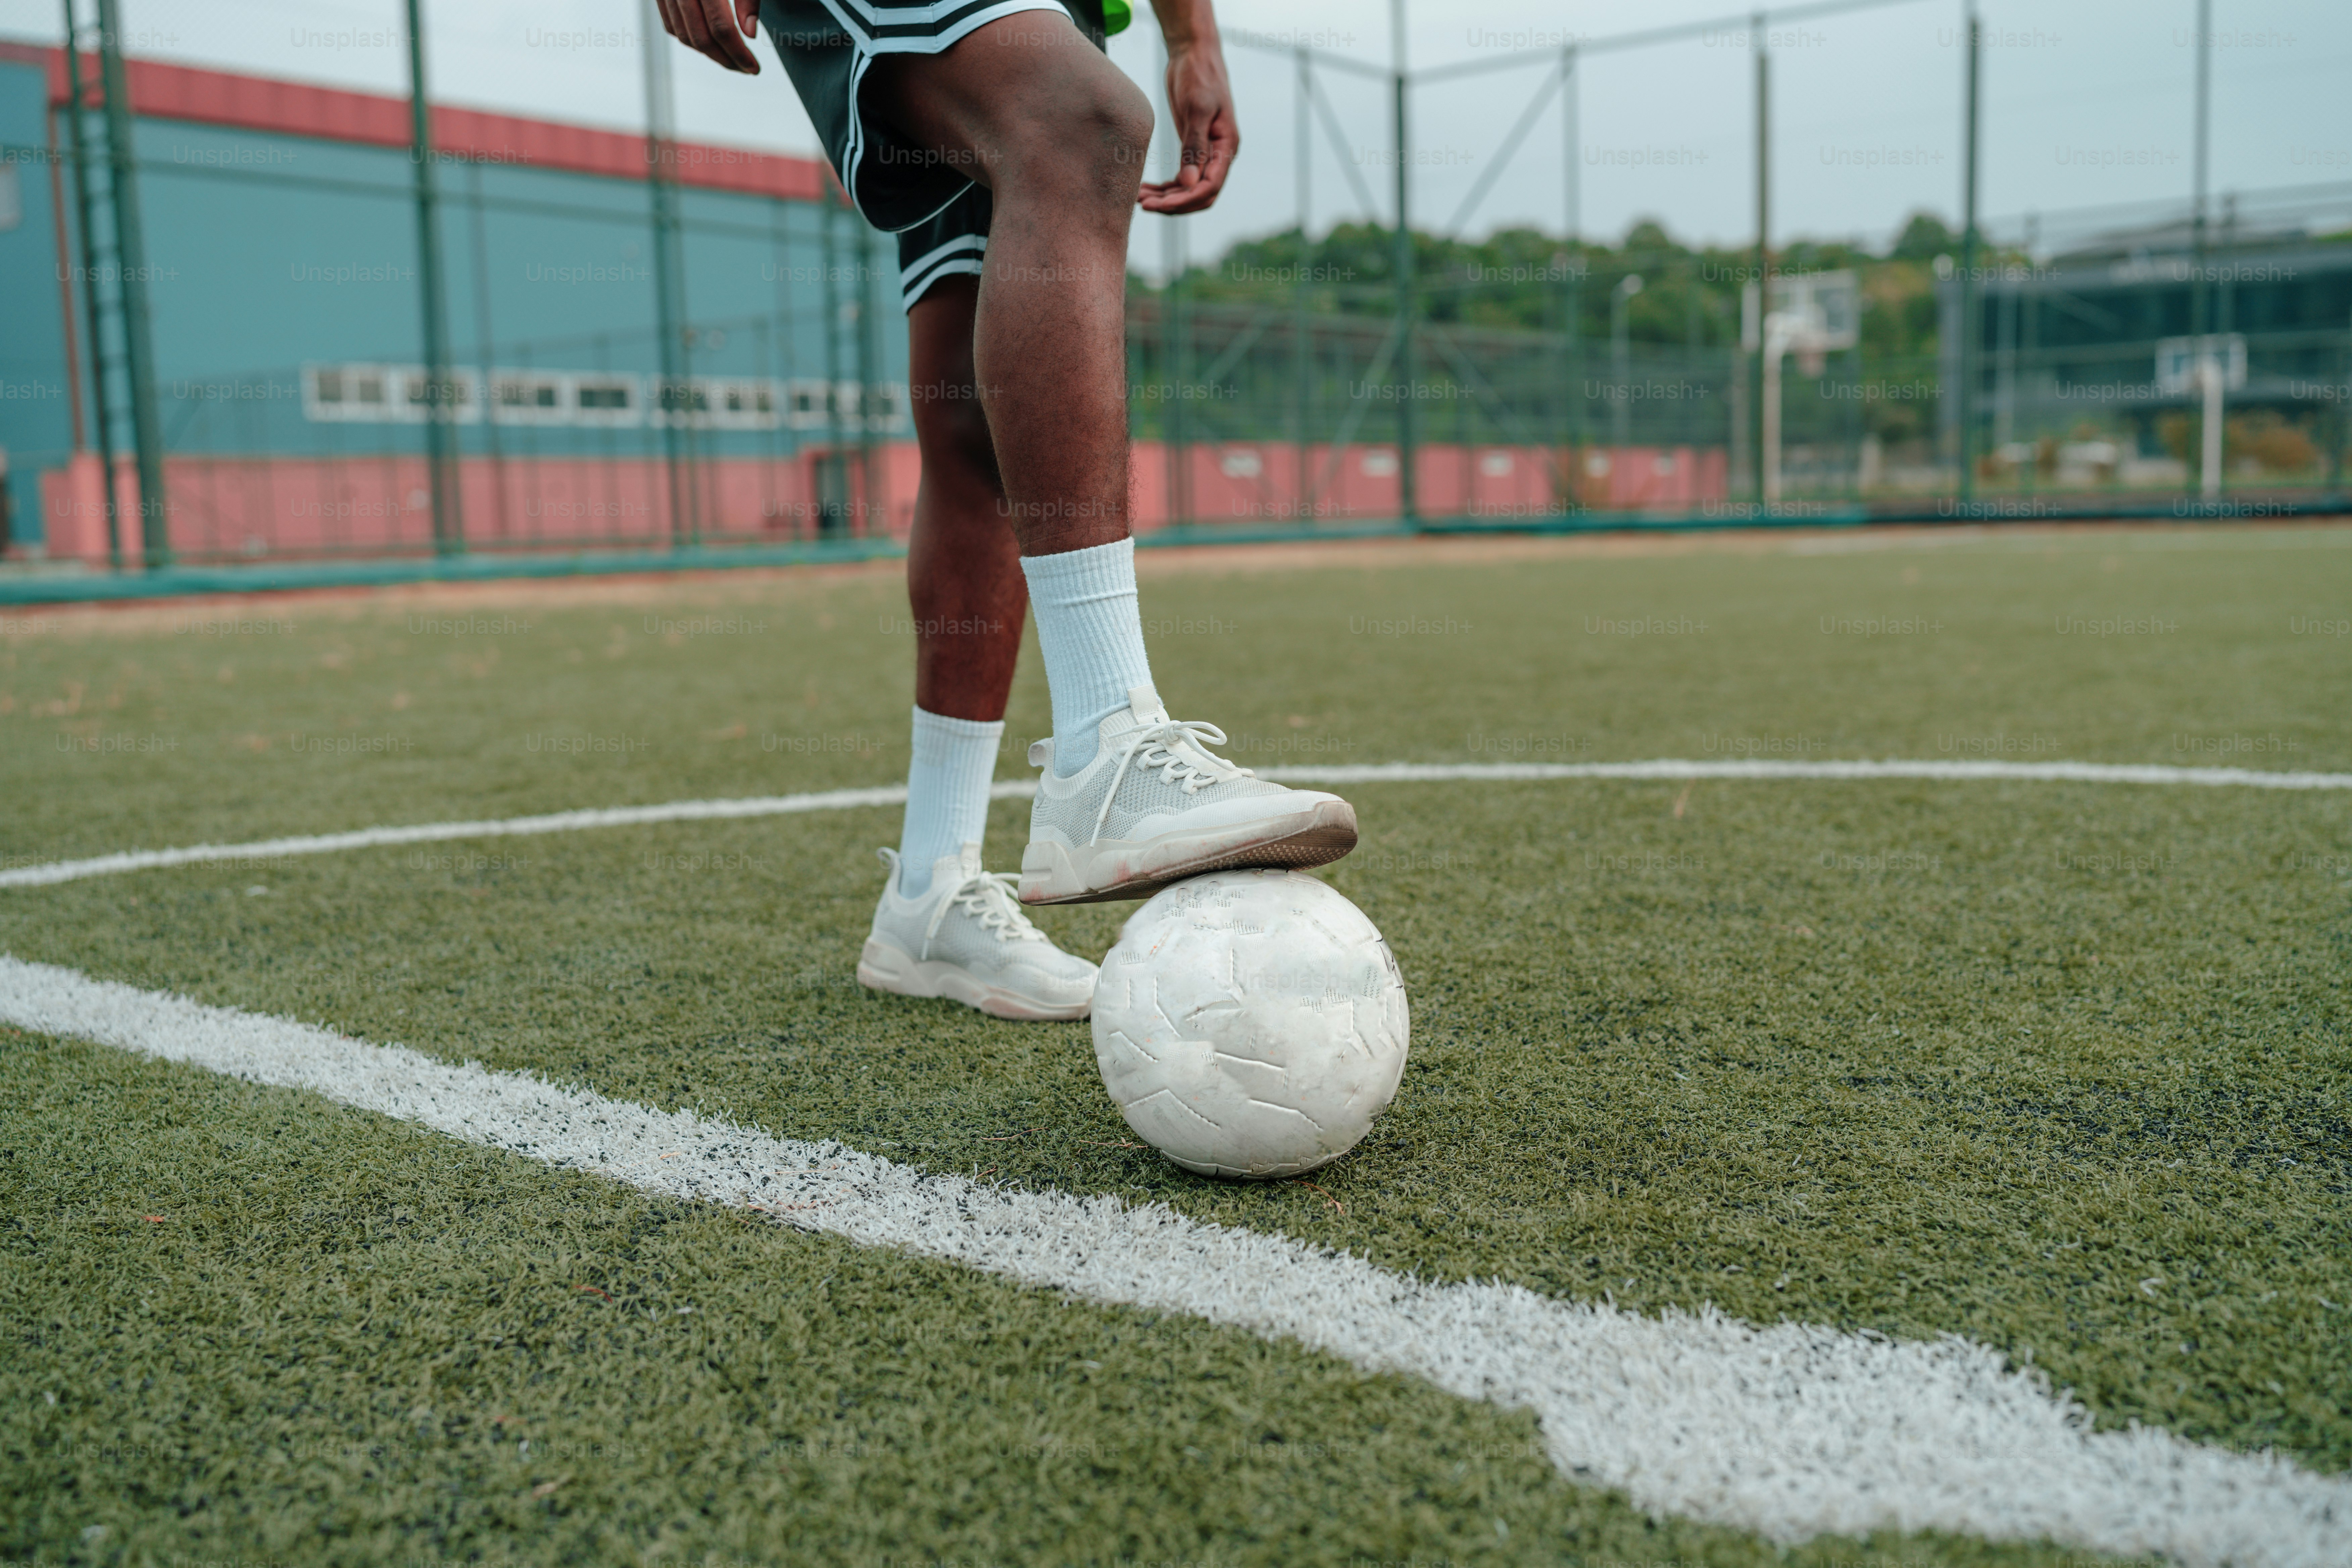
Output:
[1020, 536, 1156, 776]
[897, 706, 1002, 897]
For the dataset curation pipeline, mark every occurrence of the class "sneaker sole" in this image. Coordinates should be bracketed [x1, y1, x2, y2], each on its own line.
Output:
[856, 938, 1093, 1022]
[1017, 798, 1359, 905]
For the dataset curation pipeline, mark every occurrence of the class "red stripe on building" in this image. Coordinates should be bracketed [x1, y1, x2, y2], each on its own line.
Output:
[3, 41, 836, 203]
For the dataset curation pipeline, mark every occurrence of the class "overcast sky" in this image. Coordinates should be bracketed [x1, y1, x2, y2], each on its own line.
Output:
[7, 0, 2346, 268]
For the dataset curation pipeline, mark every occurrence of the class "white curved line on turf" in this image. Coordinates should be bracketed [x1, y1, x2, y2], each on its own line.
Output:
[5, 757, 2348, 891]
[1, 952, 2342, 1568]
[0, 785, 913, 889]
[1266, 758, 2352, 789]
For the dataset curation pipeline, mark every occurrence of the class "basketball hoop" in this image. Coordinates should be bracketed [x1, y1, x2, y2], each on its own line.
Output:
[1742, 271, 1860, 501]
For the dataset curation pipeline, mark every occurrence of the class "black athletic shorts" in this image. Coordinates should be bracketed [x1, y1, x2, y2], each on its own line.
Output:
[763, 0, 1112, 312]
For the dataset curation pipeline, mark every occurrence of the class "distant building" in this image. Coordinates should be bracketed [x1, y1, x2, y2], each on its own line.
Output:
[0, 40, 915, 559]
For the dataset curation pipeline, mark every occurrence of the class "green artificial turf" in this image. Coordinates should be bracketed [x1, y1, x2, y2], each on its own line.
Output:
[2, 1027, 2128, 1568]
[3, 524, 2349, 1565]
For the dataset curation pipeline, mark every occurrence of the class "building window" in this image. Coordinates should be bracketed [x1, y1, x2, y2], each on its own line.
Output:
[651, 377, 713, 425]
[572, 377, 641, 425]
[398, 369, 478, 421]
[865, 381, 909, 431]
[707, 378, 783, 430]
[492, 373, 573, 426]
[786, 380, 831, 429]
[302, 366, 837, 432]
[305, 362, 395, 422]
[650, 378, 790, 430]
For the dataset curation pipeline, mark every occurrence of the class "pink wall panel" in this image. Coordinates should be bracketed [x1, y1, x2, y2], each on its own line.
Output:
[39, 441, 1726, 562]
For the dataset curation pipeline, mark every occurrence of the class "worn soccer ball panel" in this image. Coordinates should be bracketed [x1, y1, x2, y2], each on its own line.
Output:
[1091, 870, 1410, 1180]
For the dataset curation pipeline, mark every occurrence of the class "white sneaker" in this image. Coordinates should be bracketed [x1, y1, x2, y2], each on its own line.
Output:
[1018, 686, 1358, 905]
[858, 845, 1099, 1020]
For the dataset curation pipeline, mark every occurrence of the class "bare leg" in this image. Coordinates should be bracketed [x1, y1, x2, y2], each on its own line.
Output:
[869, 11, 1149, 558]
[905, 275, 1027, 721]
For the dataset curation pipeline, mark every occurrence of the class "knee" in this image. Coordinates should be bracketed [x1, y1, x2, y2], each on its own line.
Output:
[1002, 66, 1152, 211]
[913, 390, 1001, 492]
[1079, 69, 1156, 180]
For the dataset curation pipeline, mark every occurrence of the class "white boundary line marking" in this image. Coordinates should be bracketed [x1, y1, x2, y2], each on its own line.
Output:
[1268, 759, 2352, 789]
[3, 952, 2345, 1567]
[0, 786, 913, 889]
[5, 758, 2348, 890]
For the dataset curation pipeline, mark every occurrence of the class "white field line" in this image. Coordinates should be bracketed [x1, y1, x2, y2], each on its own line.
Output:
[1265, 758, 2352, 789]
[4, 758, 2348, 891]
[3, 954, 2345, 1568]
[0, 786, 912, 889]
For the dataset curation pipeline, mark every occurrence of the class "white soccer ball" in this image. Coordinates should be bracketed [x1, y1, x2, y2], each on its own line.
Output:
[1090, 870, 1410, 1180]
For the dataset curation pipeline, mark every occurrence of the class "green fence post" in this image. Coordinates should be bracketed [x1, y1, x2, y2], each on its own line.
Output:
[94, 0, 168, 566]
[403, 0, 464, 555]
[58, 0, 121, 571]
[1390, 0, 1417, 528]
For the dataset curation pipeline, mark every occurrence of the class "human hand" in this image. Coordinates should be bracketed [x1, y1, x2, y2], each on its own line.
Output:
[652, 0, 762, 75]
[1139, 37, 1236, 213]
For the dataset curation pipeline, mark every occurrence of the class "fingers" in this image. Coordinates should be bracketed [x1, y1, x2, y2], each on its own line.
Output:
[1139, 45, 1236, 214]
[671, 0, 713, 52]
[1138, 105, 1235, 214]
[705, 0, 760, 71]
[670, 0, 762, 72]
[1139, 176, 1215, 213]
[1139, 181, 1214, 215]
[1188, 112, 1236, 200]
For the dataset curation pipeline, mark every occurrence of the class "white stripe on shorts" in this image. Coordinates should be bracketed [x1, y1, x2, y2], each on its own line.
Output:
[900, 232, 988, 306]
[815, 0, 1071, 53]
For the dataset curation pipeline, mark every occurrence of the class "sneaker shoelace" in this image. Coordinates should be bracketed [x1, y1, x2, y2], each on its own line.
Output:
[1088, 717, 1256, 845]
[922, 870, 1049, 960]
